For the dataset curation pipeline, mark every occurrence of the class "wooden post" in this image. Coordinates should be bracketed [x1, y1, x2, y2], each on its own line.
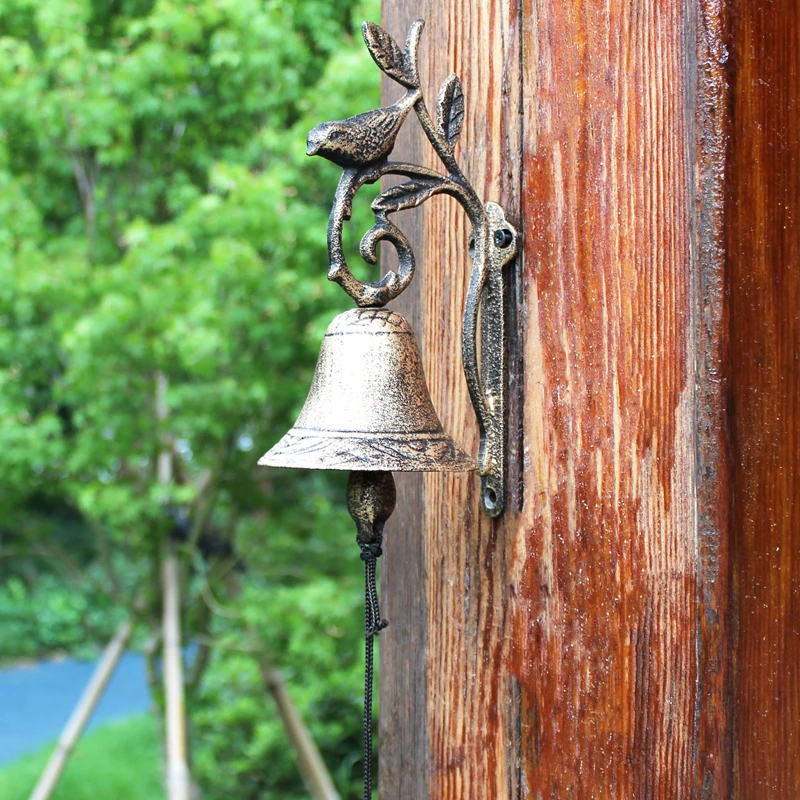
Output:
[379, 2, 799, 798]
[728, 3, 800, 796]
[28, 621, 133, 800]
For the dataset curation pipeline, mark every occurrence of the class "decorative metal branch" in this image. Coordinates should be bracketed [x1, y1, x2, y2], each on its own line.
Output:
[307, 19, 518, 517]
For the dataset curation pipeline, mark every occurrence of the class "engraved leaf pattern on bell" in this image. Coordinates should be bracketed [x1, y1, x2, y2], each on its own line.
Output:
[262, 431, 475, 473]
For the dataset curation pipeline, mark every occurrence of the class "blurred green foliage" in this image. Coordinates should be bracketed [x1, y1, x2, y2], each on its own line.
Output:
[0, 0, 382, 797]
[0, 715, 163, 800]
[194, 573, 367, 798]
[0, 570, 127, 660]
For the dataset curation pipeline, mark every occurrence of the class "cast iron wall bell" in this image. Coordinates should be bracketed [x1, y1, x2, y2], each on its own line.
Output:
[259, 18, 518, 798]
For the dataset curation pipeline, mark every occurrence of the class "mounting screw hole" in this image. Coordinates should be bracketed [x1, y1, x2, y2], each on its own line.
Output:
[493, 229, 514, 249]
[483, 487, 498, 510]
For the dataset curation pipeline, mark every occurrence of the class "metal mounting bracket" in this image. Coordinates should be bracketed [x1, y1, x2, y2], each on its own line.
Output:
[464, 203, 517, 516]
[303, 18, 519, 516]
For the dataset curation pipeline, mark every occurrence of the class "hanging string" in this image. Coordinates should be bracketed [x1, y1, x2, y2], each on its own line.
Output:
[359, 537, 387, 800]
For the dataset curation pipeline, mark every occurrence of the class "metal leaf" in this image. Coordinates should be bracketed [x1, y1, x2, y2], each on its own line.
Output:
[372, 178, 443, 213]
[362, 21, 417, 88]
[404, 19, 425, 81]
[437, 74, 465, 150]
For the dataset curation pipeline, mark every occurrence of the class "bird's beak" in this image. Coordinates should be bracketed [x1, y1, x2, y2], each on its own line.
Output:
[306, 124, 325, 157]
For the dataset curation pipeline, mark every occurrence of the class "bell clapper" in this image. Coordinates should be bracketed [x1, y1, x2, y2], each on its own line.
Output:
[346, 470, 396, 800]
[347, 470, 396, 547]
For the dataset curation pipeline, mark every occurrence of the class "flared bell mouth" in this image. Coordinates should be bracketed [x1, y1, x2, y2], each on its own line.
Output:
[259, 427, 477, 472]
[259, 307, 477, 473]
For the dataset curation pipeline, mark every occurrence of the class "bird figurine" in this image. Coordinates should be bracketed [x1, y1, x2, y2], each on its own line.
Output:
[306, 88, 420, 168]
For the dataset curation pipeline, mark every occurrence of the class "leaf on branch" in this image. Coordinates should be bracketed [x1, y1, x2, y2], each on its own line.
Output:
[405, 19, 425, 76]
[372, 177, 443, 213]
[362, 21, 418, 88]
[437, 74, 465, 150]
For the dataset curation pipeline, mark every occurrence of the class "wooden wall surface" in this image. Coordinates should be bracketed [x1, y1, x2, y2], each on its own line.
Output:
[728, 1, 800, 797]
[377, 1, 798, 797]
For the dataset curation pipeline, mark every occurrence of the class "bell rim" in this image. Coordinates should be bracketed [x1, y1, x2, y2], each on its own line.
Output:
[259, 427, 478, 473]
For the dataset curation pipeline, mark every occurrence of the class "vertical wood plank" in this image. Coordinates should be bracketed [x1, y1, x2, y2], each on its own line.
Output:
[379, 1, 735, 798]
[692, 2, 734, 796]
[728, 2, 800, 797]
[420, 4, 523, 799]
[377, 6, 432, 799]
[380, 2, 523, 798]
[514, 1, 731, 796]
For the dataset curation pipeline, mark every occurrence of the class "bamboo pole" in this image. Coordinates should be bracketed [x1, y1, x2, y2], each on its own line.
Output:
[157, 371, 192, 800]
[260, 665, 341, 800]
[28, 620, 133, 800]
[162, 543, 191, 800]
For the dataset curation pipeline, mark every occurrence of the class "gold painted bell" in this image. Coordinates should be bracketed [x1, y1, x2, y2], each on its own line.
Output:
[259, 307, 476, 472]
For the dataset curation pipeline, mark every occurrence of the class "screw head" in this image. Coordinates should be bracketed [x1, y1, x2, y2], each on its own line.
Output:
[493, 229, 514, 249]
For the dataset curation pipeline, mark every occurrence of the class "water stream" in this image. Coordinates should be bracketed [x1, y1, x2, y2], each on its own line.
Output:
[0, 653, 150, 766]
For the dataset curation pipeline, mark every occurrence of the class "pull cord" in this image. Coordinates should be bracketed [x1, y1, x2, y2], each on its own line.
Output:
[359, 537, 387, 800]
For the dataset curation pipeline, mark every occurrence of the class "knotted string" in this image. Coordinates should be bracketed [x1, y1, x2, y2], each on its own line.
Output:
[359, 537, 387, 800]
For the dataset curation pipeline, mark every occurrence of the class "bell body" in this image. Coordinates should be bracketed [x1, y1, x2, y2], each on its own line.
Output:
[259, 308, 476, 472]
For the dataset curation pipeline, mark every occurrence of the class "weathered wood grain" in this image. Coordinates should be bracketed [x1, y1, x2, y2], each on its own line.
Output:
[380, 2, 523, 798]
[377, 6, 432, 798]
[728, 2, 800, 797]
[420, 4, 523, 799]
[377, 0, 793, 797]
[380, 2, 524, 797]
[514, 1, 731, 797]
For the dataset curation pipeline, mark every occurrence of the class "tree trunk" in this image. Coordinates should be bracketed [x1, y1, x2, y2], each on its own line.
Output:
[379, 1, 798, 798]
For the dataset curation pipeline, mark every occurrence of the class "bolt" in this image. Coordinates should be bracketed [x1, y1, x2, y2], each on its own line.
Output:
[493, 229, 514, 248]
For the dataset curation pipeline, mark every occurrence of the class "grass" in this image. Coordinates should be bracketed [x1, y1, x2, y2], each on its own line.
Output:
[0, 714, 164, 800]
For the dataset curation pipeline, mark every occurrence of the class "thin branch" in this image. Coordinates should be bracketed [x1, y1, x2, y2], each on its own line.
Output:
[70, 154, 97, 236]
[162, 542, 192, 800]
[186, 641, 212, 692]
[187, 461, 225, 548]
[156, 372, 192, 800]
[186, 573, 213, 693]
[202, 583, 241, 619]
[259, 661, 341, 800]
[33, 541, 110, 598]
[143, 630, 163, 705]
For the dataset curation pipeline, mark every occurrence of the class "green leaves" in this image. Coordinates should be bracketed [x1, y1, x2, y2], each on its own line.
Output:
[0, 1, 381, 795]
[0, 0, 383, 520]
